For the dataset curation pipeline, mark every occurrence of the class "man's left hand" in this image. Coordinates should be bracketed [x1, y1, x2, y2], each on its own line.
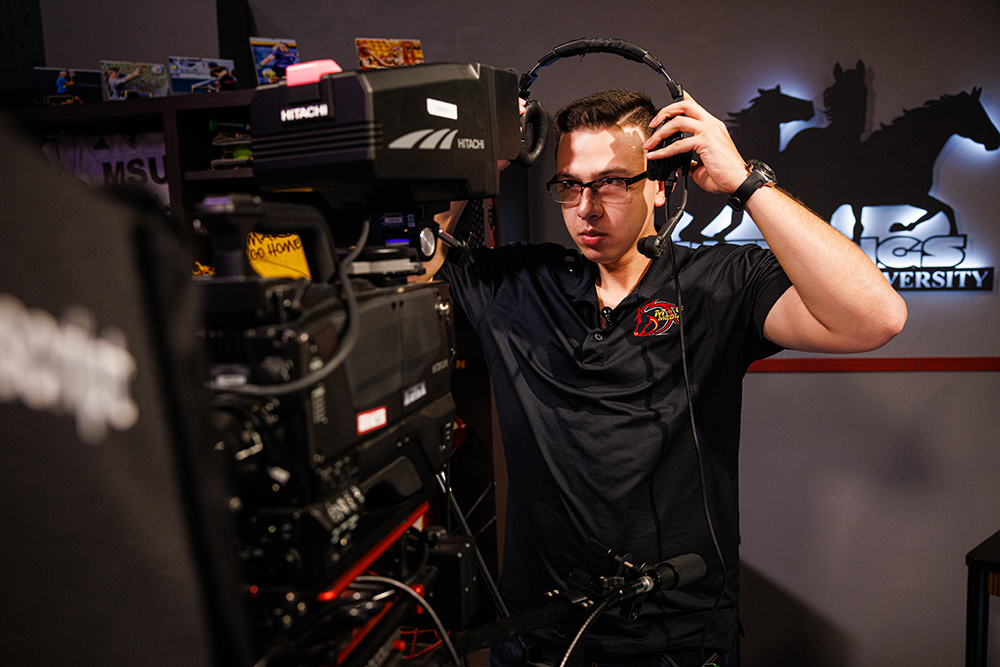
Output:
[643, 92, 749, 195]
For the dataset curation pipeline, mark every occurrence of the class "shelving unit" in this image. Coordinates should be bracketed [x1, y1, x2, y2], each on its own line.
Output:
[1, 89, 258, 236]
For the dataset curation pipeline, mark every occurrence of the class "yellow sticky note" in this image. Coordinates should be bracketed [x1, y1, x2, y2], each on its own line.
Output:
[246, 232, 311, 280]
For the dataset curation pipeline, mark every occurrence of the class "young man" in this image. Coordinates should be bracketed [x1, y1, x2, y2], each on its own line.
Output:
[422, 90, 906, 666]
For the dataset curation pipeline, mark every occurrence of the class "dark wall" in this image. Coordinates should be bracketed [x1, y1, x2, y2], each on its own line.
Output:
[242, 0, 1000, 359]
[39, 0, 217, 70]
[0, 0, 46, 106]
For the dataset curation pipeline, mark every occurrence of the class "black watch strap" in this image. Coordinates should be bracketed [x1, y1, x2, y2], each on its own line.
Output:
[727, 160, 775, 211]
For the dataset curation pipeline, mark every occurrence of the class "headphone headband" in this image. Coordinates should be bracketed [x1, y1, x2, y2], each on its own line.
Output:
[513, 36, 691, 203]
[518, 38, 682, 102]
[514, 37, 692, 257]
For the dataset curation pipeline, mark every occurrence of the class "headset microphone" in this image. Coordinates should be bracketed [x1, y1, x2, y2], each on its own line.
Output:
[637, 165, 690, 259]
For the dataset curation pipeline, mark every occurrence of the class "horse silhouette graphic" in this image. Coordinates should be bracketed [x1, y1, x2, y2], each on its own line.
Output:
[776, 60, 869, 240]
[846, 87, 997, 241]
[680, 85, 814, 242]
[678, 62, 1000, 246]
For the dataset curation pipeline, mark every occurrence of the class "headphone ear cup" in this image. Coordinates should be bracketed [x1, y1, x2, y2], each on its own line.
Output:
[646, 122, 692, 181]
[512, 98, 548, 168]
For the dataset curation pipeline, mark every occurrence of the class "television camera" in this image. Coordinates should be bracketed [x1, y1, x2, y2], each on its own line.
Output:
[197, 60, 519, 665]
[197, 59, 705, 667]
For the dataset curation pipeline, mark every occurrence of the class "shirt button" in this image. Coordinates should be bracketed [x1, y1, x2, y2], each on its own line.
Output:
[594, 333, 603, 341]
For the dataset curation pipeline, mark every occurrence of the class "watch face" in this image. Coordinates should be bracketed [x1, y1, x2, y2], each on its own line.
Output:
[749, 159, 776, 184]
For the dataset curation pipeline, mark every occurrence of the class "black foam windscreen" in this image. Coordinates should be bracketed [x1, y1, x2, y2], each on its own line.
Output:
[0, 126, 249, 667]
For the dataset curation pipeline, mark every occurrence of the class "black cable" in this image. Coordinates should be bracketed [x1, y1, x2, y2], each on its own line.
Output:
[249, 528, 432, 667]
[251, 593, 382, 667]
[554, 580, 648, 667]
[410, 528, 432, 585]
[391, 527, 431, 587]
[665, 237, 728, 665]
[208, 219, 369, 397]
[353, 575, 462, 667]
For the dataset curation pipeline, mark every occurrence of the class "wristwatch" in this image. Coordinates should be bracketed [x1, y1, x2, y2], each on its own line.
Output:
[727, 160, 777, 211]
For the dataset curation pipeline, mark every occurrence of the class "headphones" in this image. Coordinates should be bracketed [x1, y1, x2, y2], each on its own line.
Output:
[513, 38, 692, 257]
[513, 38, 691, 183]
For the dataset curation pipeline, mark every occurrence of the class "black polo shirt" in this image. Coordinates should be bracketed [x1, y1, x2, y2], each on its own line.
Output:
[439, 240, 791, 656]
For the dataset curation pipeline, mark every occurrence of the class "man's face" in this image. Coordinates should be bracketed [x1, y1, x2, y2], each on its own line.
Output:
[554, 124, 665, 269]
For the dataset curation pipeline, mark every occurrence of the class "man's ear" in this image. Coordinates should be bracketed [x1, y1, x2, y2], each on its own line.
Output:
[653, 179, 667, 207]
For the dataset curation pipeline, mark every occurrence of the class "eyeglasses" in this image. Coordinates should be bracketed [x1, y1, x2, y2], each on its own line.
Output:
[545, 173, 647, 206]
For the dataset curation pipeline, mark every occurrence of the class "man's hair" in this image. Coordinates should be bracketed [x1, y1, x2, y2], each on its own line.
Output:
[554, 90, 658, 145]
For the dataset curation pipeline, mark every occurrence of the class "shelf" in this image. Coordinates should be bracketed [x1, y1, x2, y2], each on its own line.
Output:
[183, 168, 255, 181]
[1, 89, 261, 254]
[0, 89, 256, 126]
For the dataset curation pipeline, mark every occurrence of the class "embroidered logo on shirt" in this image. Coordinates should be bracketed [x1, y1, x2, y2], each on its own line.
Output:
[634, 299, 682, 337]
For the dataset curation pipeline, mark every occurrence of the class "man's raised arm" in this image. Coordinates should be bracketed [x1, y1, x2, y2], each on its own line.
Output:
[644, 92, 907, 354]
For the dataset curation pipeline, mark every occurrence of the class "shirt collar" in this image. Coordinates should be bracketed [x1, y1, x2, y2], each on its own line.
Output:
[561, 244, 684, 307]
[556, 250, 599, 305]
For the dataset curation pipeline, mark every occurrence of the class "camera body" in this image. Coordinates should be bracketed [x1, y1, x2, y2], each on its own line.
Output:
[251, 62, 521, 209]
[202, 275, 456, 642]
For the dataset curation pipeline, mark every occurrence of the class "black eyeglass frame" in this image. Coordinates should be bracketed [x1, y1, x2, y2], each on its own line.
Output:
[545, 172, 648, 205]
